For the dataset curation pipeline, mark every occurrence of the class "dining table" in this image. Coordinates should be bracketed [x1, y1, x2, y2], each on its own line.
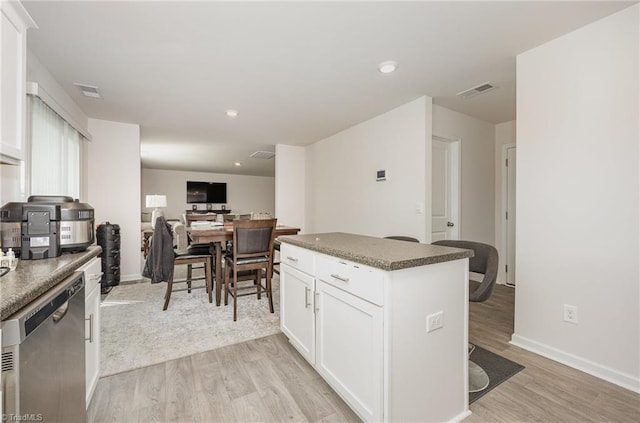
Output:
[187, 224, 301, 306]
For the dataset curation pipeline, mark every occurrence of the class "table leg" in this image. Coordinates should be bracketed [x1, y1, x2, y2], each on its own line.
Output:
[142, 232, 151, 259]
[215, 242, 222, 306]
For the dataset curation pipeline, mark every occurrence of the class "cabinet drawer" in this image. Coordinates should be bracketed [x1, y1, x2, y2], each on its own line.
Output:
[280, 243, 315, 275]
[316, 255, 384, 306]
[78, 257, 102, 295]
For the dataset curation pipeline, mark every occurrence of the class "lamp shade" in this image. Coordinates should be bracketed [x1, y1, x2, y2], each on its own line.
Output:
[146, 195, 167, 208]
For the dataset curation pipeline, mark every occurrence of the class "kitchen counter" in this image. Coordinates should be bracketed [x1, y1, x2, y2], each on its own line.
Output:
[0, 246, 102, 320]
[279, 232, 473, 271]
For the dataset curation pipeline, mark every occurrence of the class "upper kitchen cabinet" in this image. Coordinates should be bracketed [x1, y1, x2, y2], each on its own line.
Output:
[0, 1, 36, 164]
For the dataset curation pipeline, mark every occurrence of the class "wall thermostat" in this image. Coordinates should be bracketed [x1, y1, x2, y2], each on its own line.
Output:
[376, 169, 386, 181]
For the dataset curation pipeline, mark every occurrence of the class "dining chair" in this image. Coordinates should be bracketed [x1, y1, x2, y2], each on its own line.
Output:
[142, 216, 213, 310]
[223, 218, 277, 321]
[432, 239, 499, 393]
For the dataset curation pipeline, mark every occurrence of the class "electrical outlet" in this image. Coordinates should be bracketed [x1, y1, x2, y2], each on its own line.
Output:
[426, 311, 444, 333]
[564, 304, 578, 324]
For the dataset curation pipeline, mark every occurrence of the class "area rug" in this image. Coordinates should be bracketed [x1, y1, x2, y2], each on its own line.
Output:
[469, 345, 525, 404]
[99, 273, 281, 377]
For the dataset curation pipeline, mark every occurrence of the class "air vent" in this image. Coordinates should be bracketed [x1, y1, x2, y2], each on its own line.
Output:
[73, 83, 102, 99]
[2, 351, 14, 372]
[250, 151, 275, 159]
[456, 82, 497, 99]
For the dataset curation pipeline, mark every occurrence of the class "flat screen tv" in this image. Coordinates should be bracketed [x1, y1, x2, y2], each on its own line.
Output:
[186, 181, 227, 204]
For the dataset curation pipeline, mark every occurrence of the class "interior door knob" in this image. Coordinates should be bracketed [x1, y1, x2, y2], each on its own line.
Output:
[447, 222, 455, 227]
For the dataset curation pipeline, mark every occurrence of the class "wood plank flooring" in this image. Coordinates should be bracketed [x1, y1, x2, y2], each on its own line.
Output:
[89, 284, 640, 422]
[88, 332, 361, 422]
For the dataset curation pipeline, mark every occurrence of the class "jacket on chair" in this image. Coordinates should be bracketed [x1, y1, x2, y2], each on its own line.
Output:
[142, 216, 175, 284]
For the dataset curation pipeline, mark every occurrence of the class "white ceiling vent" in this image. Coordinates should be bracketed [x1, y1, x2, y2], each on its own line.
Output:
[250, 151, 275, 159]
[456, 82, 497, 99]
[74, 83, 102, 99]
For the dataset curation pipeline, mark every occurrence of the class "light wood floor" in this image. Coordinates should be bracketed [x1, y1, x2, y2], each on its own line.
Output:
[89, 284, 640, 422]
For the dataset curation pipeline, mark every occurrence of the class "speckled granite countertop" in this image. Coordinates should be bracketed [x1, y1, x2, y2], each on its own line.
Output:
[0, 246, 101, 320]
[279, 232, 473, 271]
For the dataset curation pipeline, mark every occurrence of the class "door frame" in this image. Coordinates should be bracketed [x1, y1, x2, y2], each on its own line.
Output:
[501, 143, 516, 286]
[431, 134, 461, 242]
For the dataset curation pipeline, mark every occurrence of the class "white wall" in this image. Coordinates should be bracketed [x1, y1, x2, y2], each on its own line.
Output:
[275, 144, 306, 232]
[432, 104, 496, 245]
[306, 97, 431, 241]
[141, 168, 275, 221]
[513, 4, 639, 391]
[495, 120, 516, 284]
[87, 119, 141, 281]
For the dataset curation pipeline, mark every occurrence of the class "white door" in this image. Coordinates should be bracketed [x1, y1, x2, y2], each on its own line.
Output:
[506, 146, 517, 285]
[315, 280, 383, 422]
[431, 138, 459, 242]
[280, 264, 316, 364]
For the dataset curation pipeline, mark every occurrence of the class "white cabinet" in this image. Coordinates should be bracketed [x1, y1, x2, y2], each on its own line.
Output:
[280, 243, 384, 421]
[78, 257, 102, 407]
[280, 264, 316, 364]
[315, 280, 383, 422]
[0, 1, 36, 163]
[280, 242, 469, 423]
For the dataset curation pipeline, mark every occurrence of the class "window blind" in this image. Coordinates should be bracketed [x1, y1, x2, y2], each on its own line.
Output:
[30, 96, 83, 199]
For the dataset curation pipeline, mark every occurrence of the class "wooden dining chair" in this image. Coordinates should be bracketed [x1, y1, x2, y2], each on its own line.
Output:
[164, 252, 213, 310]
[223, 218, 277, 321]
[142, 216, 213, 310]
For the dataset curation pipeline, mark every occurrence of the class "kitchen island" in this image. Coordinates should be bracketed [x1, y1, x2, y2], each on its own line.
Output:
[278, 233, 473, 423]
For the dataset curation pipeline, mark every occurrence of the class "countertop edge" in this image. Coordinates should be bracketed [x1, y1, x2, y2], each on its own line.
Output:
[0, 246, 102, 320]
[279, 236, 473, 271]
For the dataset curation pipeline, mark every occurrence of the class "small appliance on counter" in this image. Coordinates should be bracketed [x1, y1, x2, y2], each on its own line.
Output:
[0, 195, 95, 259]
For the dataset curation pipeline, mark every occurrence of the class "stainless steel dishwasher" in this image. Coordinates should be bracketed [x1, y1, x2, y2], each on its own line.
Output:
[2, 271, 86, 422]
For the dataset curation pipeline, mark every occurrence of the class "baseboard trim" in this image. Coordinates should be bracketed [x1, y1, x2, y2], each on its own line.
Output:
[510, 334, 640, 393]
[120, 273, 142, 282]
[449, 409, 472, 423]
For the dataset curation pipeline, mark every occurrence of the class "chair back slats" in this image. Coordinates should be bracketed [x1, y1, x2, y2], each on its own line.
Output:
[232, 219, 277, 260]
[236, 227, 273, 256]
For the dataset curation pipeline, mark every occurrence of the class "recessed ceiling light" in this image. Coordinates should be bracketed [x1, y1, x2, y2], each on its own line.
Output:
[226, 109, 239, 118]
[234, 162, 241, 166]
[378, 61, 398, 74]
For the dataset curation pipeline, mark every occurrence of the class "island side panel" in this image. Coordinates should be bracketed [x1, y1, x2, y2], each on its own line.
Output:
[384, 258, 469, 422]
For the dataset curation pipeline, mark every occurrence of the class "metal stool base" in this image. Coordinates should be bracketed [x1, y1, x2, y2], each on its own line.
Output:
[469, 360, 490, 393]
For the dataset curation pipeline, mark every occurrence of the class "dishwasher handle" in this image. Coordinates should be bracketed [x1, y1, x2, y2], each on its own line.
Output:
[52, 301, 70, 323]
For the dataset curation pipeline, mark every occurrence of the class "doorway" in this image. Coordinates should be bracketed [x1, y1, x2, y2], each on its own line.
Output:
[431, 135, 460, 242]
[502, 144, 516, 285]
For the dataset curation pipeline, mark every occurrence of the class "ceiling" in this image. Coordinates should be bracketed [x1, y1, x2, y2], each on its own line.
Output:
[23, 1, 635, 177]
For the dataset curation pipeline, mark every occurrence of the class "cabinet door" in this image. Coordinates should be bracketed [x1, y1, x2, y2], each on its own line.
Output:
[79, 257, 102, 407]
[315, 280, 383, 422]
[85, 283, 100, 407]
[280, 264, 315, 364]
[0, 2, 34, 161]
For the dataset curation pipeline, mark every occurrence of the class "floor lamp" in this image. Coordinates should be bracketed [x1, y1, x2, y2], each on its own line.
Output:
[146, 194, 167, 226]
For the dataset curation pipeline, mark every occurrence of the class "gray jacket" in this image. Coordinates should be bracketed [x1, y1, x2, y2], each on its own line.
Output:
[142, 216, 175, 283]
